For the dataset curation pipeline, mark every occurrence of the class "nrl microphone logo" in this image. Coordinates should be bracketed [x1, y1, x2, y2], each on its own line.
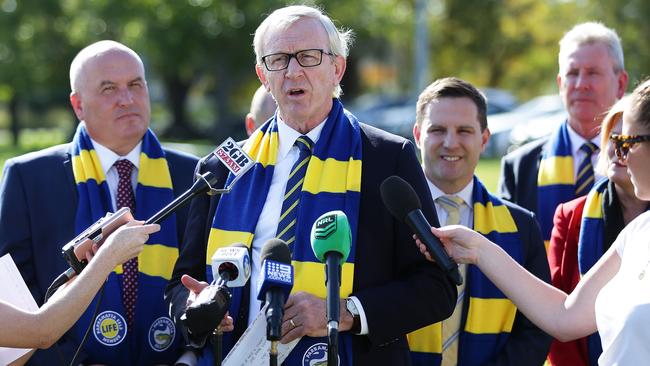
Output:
[214, 137, 254, 176]
[314, 214, 337, 240]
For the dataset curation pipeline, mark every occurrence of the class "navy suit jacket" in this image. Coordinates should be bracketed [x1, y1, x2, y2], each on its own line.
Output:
[0, 143, 198, 365]
[166, 123, 457, 366]
[497, 137, 548, 213]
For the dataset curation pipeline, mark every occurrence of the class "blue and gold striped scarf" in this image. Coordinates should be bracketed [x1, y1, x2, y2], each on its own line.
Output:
[537, 121, 577, 249]
[70, 123, 181, 363]
[577, 178, 608, 365]
[206, 99, 362, 364]
[408, 176, 523, 365]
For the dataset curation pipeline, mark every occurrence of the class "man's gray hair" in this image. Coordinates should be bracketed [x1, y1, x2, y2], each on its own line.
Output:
[69, 40, 144, 94]
[558, 22, 624, 74]
[253, 5, 353, 98]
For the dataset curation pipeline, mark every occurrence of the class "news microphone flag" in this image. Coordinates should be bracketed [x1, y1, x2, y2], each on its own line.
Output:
[211, 243, 251, 288]
[257, 240, 294, 302]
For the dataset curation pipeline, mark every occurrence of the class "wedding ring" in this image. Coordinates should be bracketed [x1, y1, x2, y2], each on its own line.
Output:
[290, 319, 297, 328]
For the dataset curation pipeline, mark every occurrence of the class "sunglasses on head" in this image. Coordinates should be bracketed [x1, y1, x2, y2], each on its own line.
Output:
[609, 133, 650, 161]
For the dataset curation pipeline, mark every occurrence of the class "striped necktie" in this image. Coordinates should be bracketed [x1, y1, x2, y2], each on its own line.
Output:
[575, 142, 598, 197]
[437, 195, 466, 366]
[276, 136, 313, 245]
[114, 159, 138, 330]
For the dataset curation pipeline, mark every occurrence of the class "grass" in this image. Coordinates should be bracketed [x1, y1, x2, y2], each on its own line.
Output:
[476, 157, 502, 192]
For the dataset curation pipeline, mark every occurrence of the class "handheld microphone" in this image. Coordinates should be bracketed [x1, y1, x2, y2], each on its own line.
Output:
[380, 175, 463, 286]
[181, 243, 251, 343]
[257, 239, 293, 356]
[310, 211, 351, 364]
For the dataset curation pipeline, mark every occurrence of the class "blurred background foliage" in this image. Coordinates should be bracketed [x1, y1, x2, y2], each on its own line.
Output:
[0, 0, 649, 148]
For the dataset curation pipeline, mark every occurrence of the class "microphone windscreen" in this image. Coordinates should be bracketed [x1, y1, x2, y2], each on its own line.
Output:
[261, 238, 292, 265]
[310, 210, 351, 264]
[380, 176, 422, 221]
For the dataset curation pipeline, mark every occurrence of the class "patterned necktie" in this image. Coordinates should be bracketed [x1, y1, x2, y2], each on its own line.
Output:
[575, 142, 599, 197]
[437, 195, 467, 366]
[114, 159, 138, 329]
[276, 136, 313, 245]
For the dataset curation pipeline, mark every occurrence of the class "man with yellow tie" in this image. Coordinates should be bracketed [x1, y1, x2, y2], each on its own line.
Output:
[408, 77, 551, 365]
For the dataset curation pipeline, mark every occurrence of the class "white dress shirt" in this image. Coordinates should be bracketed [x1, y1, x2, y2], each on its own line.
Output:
[90, 138, 142, 211]
[426, 179, 474, 228]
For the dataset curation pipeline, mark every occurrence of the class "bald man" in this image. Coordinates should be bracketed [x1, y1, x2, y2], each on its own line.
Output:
[0, 40, 198, 365]
[245, 85, 277, 135]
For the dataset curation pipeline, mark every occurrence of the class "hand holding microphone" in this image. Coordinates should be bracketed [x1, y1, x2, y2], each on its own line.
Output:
[380, 176, 463, 286]
[181, 243, 251, 344]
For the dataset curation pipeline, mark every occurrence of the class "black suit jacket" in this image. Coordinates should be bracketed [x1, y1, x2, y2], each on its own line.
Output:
[166, 123, 457, 365]
[497, 137, 549, 213]
[0, 143, 198, 365]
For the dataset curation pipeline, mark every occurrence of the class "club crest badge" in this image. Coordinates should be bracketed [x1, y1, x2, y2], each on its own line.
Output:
[302, 342, 339, 366]
[148, 316, 176, 352]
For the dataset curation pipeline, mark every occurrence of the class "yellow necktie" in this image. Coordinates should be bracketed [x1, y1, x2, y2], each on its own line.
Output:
[437, 195, 466, 366]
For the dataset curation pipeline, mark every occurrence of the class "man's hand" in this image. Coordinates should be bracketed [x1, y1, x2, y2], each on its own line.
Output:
[181, 274, 233, 332]
[279, 291, 354, 343]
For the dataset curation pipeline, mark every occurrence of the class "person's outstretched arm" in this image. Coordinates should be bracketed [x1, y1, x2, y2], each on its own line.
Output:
[0, 221, 159, 349]
[416, 225, 621, 342]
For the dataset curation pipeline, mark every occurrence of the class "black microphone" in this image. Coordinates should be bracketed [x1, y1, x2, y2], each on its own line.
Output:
[181, 243, 251, 345]
[257, 239, 293, 360]
[380, 175, 463, 286]
[144, 171, 219, 225]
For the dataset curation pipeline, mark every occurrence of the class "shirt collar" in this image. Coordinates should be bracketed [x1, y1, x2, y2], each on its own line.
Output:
[566, 122, 600, 157]
[426, 178, 474, 207]
[91, 138, 142, 175]
[276, 115, 327, 160]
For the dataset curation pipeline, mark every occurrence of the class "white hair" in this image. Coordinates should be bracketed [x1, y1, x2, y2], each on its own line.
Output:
[558, 22, 624, 74]
[253, 5, 354, 98]
[69, 40, 144, 93]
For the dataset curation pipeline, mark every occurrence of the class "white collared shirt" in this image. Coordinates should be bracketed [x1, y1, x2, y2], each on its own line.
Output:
[566, 124, 604, 182]
[426, 179, 474, 228]
[90, 138, 142, 211]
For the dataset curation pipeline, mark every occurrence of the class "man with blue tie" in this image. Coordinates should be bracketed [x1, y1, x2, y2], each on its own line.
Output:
[166, 5, 456, 366]
[408, 77, 551, 365]
[498, 22, 628, 250]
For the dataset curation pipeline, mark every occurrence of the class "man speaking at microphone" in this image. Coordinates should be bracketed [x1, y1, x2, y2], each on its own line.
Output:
[166, 5, 456, 365]
[0, 41, 198, 364]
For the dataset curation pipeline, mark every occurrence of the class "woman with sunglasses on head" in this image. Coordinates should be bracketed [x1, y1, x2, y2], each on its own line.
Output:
[546, 97, 650, 366]
[415, 79, 650, 365]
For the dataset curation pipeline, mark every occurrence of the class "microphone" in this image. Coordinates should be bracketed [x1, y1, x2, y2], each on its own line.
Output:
[145, 137, 256, 225]
[380, 175, 463, 286]
[257, 239, 293, 357]
[310, 210, 351, 364]
[181, 243, 251, 343]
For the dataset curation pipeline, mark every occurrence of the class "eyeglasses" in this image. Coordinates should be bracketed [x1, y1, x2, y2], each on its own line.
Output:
[609, 133, 650, 161]
[261, 49, 334, 71]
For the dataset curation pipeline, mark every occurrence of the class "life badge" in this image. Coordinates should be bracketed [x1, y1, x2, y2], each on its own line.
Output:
[93, 310, 127, 346]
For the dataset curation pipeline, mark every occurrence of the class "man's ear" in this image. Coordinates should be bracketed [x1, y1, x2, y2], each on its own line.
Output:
[245, 113, 256, 136]
[256, 64, 269, 90]
[333, 55, 346, 85]
[413, 122, 421, 148]
[70, 92, 84, 121]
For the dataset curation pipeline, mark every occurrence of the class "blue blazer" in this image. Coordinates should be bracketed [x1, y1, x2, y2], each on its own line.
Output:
[0, 143, 198, 365]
